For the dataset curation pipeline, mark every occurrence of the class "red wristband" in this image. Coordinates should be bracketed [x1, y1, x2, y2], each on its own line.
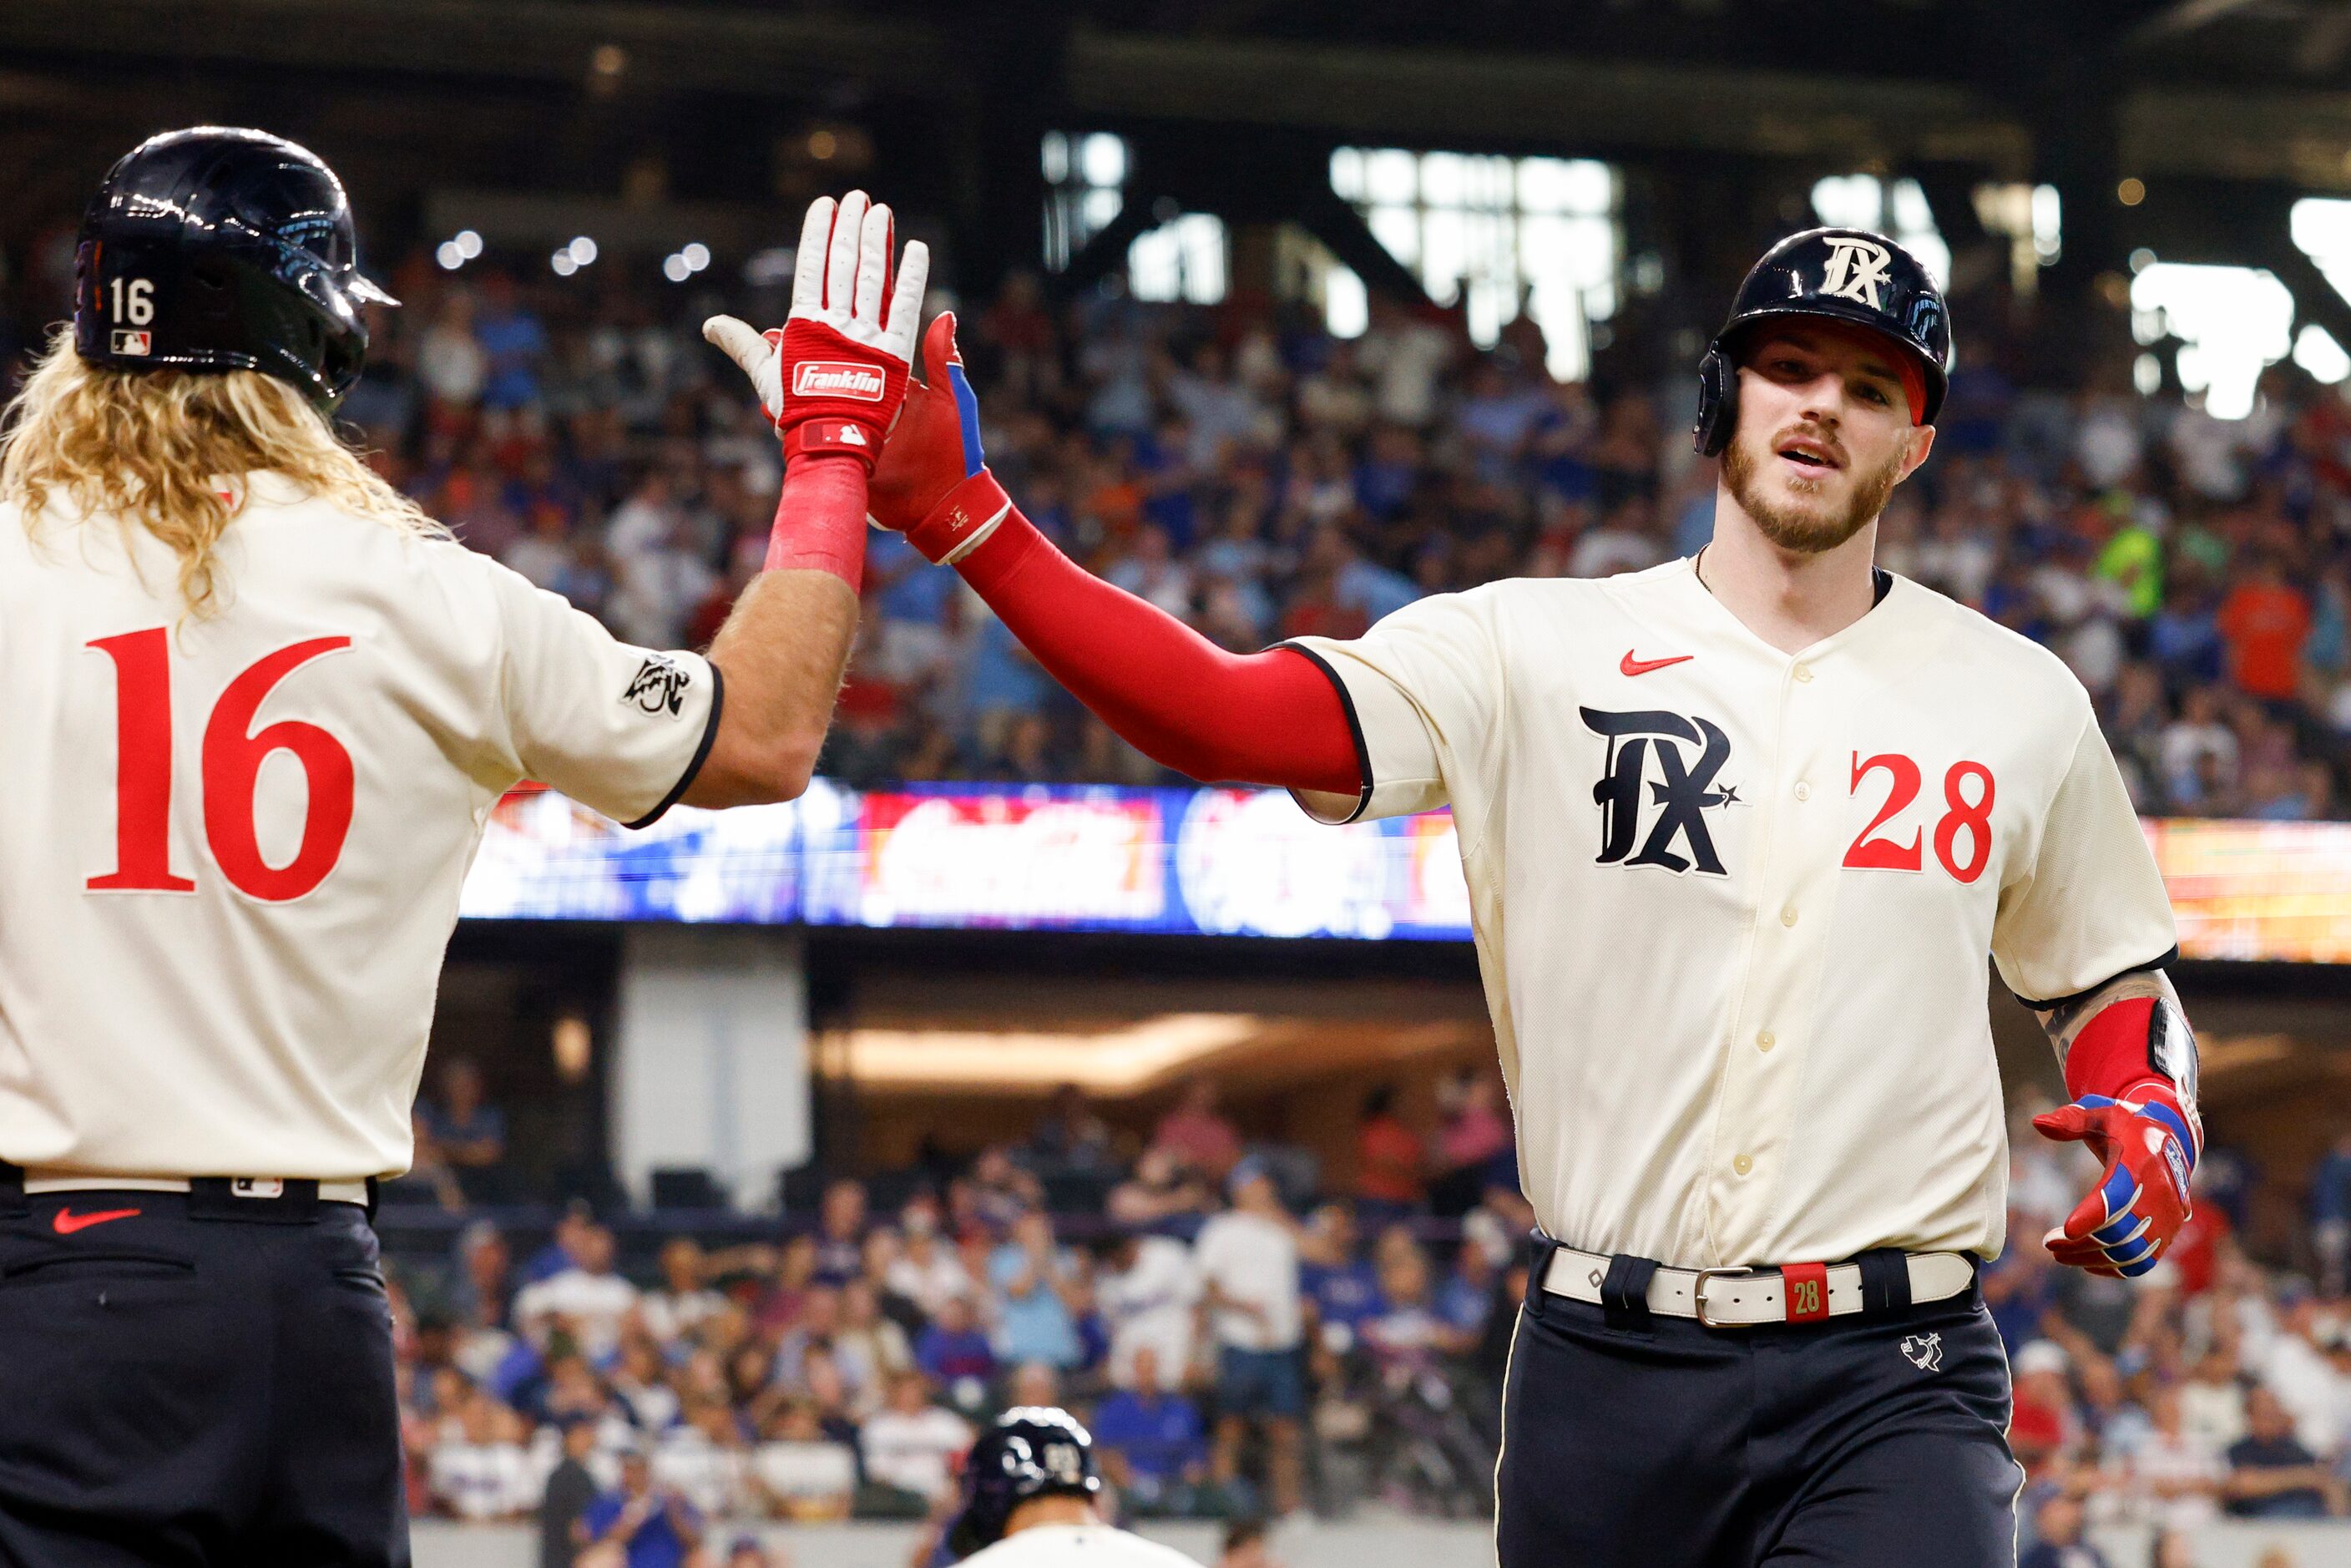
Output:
[765, 454, 868, 592]
[905, 468, 1014, 565]
[783, 417, 883, 472]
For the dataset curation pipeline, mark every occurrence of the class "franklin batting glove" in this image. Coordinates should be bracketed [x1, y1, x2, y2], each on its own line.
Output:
[2032, 1082, 2199, 1278]
[703, 190, 927, 473]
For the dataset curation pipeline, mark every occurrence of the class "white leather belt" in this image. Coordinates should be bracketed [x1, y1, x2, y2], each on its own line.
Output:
[18, 1169, 372, 1206]
[1540, 1243, 1975, 1328]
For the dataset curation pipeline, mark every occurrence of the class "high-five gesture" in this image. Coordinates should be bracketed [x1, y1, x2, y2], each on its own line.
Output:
[704, 190, 927, 471]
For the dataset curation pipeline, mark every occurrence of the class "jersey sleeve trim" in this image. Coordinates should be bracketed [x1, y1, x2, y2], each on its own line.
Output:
[624, 664, 726, 831]
[1274, 640, 1373, 824]
[2013, 943, 2179, 1011]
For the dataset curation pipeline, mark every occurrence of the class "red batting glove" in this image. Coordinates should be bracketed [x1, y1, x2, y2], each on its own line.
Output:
[868, 312, 1012, 565]
[2031, 1082, 2199, 1278]
[702, 190, 928, 472]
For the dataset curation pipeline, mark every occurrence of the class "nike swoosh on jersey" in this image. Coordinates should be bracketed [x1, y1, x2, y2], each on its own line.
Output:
[1620, 650, 1695, 677]
[52, 1206, 141, 1235]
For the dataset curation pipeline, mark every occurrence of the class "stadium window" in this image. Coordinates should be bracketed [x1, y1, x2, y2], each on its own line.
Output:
[2130, 261, 2293, 419]
[1808, 175, 1950, 287]
[1041, 131, 1127, 273]
[1327, 146, 1620, 382]
[1129, 212, 1228, 305]
[1974, 182, 2061, 296]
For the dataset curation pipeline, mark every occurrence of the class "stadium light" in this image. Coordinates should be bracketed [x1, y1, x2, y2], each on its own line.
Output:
[455, 230, 483, 260]
[550, 249, 578, 276]
[566, 236, 598, 266]
[662, 254, 691, 282]
[434, 241, 464, 271]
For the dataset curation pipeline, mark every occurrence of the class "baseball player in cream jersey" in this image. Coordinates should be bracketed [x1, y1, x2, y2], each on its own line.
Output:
[857, 227, 2199, 1566]
[0, 128, 922, 1565]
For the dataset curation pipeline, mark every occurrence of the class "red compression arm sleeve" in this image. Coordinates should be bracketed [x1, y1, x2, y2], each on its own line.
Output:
[764, 455, 867, 592]
[949, 506, 1363, 796]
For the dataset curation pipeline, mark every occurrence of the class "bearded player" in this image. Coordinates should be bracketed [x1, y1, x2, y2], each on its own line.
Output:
[857, 228, 2196, 1565]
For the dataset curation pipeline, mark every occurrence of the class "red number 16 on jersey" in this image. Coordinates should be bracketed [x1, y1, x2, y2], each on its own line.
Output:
[86, 628, 355, 903]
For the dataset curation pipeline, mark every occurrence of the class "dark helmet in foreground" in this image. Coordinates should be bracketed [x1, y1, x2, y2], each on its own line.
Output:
[73, 126, 396, 417]
[1692, 226, 1951, 458]
[946, 1407, 1101, 1558]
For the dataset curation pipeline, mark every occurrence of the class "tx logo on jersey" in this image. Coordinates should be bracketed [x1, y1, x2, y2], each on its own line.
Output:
[1581, 707, 1742, 876]
[622, 654, 690, 717]
[1819, 237, 1894, 309]
[1900, 1332, 1943, 1372]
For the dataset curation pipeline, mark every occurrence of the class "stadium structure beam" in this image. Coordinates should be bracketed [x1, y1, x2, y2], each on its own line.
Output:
[0, 0, 955, 95]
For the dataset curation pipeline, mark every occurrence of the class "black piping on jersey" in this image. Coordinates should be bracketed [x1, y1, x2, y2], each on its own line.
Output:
[1274, 640, 1374, 825]
[626, 664, 727, 831]
[1691, 548, 1894, 608]
[2013, 945, 2181, 1013]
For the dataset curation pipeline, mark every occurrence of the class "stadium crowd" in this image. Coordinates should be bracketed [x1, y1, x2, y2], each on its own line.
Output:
[329, 249, 2351, 821]
[384, 1052, 2351, 1565]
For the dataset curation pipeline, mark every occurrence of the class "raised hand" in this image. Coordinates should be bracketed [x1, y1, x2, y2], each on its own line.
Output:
[703, 190, 927, 473]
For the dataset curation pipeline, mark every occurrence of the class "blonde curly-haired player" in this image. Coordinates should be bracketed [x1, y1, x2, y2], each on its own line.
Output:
[0, 126, 921, 1565]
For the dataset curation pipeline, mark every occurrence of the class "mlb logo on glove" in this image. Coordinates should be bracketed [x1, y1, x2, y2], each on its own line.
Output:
[792, 361, 886, 402]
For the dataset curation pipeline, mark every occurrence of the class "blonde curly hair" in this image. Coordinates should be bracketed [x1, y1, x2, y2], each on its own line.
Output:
[0, 328, 442, 613]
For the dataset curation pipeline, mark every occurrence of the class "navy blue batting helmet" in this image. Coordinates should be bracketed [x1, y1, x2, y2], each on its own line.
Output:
[1692, 227, 1951, 458]
[946, 1407, 1100, 1558]
[73, 127, 396, 417]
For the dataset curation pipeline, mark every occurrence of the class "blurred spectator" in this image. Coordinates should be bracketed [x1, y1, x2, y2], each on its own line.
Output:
[749, 1402, 857, 1521]
[430, 1388, 535, 1520]
[640, 1238, 726, 1343]
[913, 1292, 997, 1405]
[1096, 1229, 1203, 1391]
[417, 1058, 507, 1201]
[814, 1179, 869, 1285]
[2018, 1490, 2109, 1568]
[1197, 1162, 1306, 1516]
[1155, 1078, 1244, 1183]
[539, 1419, 602, 1568]
[2223, 1387, 2338, 1518]
[515, 1223, 638, 1363]
[577, 1449, 704, 1568]
[988, 1208, 1089, 1370]
[1094, 1346, 1212, 1515]
[1352, 1085, 1423, 1227]
[857, 1372, 972, 1510]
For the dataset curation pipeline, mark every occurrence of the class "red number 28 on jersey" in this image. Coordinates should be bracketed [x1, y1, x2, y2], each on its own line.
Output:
[86, 628, 355, 903]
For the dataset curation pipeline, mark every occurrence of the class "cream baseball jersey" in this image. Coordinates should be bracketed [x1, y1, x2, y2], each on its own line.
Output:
[0, 473, 719, 1179]
[1287, 557, 2176, 1267]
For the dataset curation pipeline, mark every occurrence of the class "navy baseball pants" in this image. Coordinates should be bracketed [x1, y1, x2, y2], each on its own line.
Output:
[1494, 1241, 2021, 1568]
[0, 1176, 407, 1567]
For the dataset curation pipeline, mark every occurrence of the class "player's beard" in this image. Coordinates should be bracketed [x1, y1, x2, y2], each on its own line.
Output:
[1722, 423, 1907, 555]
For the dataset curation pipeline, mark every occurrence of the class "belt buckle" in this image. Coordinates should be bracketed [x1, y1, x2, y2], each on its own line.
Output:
[1691, 1266, 1758, 1328]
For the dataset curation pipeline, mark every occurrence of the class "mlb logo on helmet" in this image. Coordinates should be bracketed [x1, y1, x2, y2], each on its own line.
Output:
[110, 329, 152, 356]
[792, 361, 886, 402]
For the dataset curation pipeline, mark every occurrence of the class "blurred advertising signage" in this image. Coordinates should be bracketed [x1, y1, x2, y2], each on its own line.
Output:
[458, 778, 1476, 938]
[461, 785, 2348, 959]
[2146, 817, 2351, 964]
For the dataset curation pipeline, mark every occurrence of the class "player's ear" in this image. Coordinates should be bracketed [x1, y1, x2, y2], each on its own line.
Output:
[1896, 422, 1935, 482]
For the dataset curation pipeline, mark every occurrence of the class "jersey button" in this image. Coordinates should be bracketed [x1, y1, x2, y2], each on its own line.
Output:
[1793, 781, 1810, 802]
[1757, 1030, 1776, 1053]
[1792, 664, 1814, 683]
[1733, 1155, 1754, 1176]
[1779, 906, 1799, 927]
